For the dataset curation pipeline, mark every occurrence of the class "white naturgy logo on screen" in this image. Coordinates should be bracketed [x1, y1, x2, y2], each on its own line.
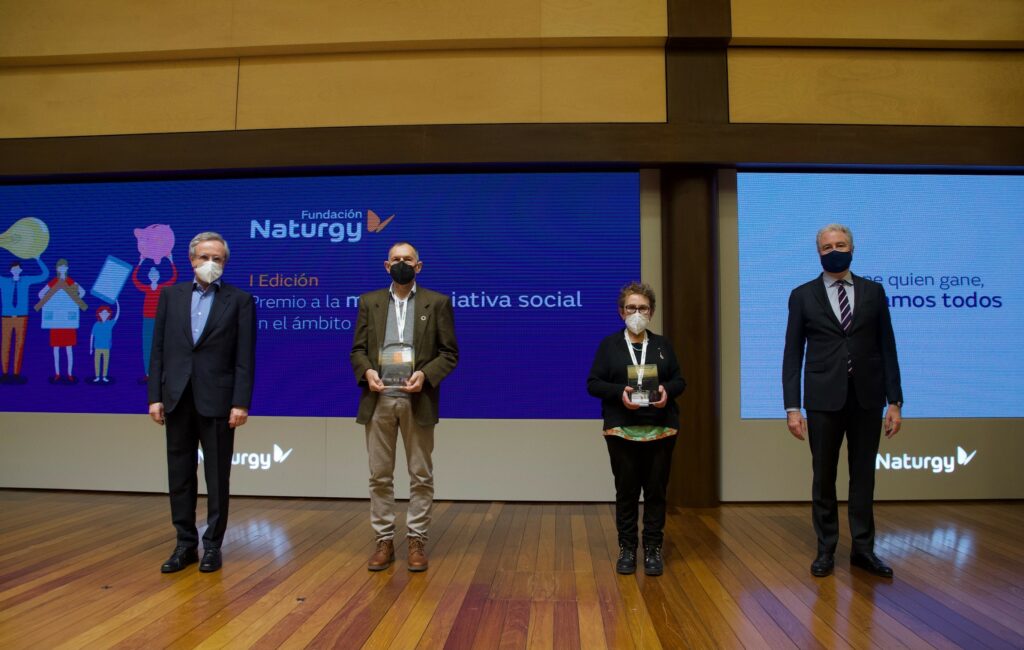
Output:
[876, 446, 977, 474]
[197, 444, 293, 471]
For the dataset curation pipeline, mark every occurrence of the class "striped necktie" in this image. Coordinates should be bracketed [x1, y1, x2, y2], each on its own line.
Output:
[834, 280, 852, 374]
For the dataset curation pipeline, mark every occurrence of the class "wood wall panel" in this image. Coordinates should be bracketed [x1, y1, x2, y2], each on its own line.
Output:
[731, 0, 1024, 48]
[0, 1, 233, 63]
[538, 0, 664, 40]
[0, 60, 239, 138]
[0, 0, 665, 65]
[237, 48, 664, 130]
[729, 49, 1024, 127]
[538, 48, 665, 122]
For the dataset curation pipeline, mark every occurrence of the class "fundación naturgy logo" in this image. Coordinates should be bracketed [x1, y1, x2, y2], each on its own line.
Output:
[876, 446, 977, 474]
[250, 208, 395, 244]
[197, 444, 294, 471]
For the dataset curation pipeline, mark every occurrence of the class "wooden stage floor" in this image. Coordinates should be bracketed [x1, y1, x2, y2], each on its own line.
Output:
[1, 491, 1022, 649]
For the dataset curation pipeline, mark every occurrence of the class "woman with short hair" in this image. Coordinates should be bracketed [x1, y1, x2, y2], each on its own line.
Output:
[586, 282, 686, 576]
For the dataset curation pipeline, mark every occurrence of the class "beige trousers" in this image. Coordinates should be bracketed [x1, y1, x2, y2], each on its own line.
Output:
[366, 393, 435, 541]
[94, 349, 110, 377]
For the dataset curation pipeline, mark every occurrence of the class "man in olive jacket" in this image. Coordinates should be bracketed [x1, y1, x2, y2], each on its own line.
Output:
[350, 242, 458, 573]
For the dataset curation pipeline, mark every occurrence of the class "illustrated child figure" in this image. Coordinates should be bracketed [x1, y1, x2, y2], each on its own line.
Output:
[90, 301, 120, 383]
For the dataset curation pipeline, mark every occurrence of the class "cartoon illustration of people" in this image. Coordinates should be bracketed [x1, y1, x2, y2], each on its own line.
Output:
[90, 301, 120, 383]
[133, 257, 177, 383]
[0, 257, 48, 384]
[34, 258, 88, 384]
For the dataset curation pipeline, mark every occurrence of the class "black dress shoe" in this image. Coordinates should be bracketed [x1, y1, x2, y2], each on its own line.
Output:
[851, 552, 893, 578]
[616, 546, 637, 574]
[810, 552, 834, 577]
[199, 548, 223, 573]
[643, 545, 664, 576]
[161, 546, 198, 573]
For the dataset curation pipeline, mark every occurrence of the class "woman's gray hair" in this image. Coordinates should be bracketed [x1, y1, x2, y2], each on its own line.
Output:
[189, 232, 230, 261]
[816, 224, 853, 250]
[618, 281, 656, 313]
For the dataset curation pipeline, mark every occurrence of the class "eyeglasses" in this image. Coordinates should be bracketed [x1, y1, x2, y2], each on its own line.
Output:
[623, 305, 651, 314]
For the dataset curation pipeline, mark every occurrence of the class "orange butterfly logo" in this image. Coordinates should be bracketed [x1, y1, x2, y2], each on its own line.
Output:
[367, 209, 395, 233]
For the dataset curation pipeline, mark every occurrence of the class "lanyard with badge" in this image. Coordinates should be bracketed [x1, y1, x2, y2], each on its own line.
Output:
[394, 294, 409, 344]
[381, 292, 415, 386]
[625, 329, 656, 407]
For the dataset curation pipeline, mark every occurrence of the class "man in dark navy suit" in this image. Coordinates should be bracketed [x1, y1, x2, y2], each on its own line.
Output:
[148, 232, 256, 574]
[783, 224, 903, 578]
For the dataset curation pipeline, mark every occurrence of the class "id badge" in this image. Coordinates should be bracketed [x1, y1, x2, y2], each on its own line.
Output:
[631, 390, 650, 407]
[626, 363, 658, 408]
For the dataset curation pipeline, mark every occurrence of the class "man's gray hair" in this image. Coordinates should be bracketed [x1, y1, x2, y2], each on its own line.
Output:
[189, 232, 230, 261]
[816, 223, 854, 250]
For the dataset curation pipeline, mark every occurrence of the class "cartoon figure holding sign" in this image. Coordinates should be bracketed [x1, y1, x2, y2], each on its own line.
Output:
[35, 258, 88, 383]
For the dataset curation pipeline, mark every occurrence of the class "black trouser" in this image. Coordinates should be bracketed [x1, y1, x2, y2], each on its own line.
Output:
[806, 378, 882, 555]
[165, 382, 235, 549]
[605, 434, 676, 548]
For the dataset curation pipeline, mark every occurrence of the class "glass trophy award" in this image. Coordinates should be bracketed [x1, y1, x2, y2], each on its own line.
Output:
[627, 364, 659, 407]
[380, 342, 415, 386]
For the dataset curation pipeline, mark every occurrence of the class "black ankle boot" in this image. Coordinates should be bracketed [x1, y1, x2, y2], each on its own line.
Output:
[644, 545, 663, 576]
[616, 545, 637, 574]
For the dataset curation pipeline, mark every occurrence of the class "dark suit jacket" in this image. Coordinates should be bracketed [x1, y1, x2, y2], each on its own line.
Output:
[148, 281, 256, 418]
[783, 273, 902, 412]
[350, 286, 458, 426]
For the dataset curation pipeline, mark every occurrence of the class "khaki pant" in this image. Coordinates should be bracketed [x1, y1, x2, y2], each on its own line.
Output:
[366, 393, 435, 541]
[94, 349, 110, 377]
[1, 316, 28, 374]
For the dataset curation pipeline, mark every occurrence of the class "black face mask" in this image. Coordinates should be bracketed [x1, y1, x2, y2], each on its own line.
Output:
[820, 250, 852, 274]
[389, 262, 416, 285]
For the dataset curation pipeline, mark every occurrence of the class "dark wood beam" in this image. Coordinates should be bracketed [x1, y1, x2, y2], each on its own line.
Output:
[2, 122, 1022, 179]
[661, 167, 719, 507]
[667, 0, 731, 46]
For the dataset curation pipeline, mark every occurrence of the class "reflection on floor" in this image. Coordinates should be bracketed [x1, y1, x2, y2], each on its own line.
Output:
[1, 491, 1022, 648]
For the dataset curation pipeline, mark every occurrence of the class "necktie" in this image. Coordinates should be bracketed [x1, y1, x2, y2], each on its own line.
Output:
[834, 280, 852, 374]
[11, 280, 19, 311]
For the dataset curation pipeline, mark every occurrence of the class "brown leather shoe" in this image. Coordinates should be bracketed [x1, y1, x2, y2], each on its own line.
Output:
[407, 537, 428, 572]
[368, 538, 394, 571]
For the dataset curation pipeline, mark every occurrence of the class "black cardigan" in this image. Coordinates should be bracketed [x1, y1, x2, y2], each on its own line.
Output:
[586, 329, 686, 430]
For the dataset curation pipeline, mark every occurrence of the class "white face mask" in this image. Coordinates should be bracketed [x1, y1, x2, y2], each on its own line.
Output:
[195, 260, 223, 284]
[625, 312, 649, 335]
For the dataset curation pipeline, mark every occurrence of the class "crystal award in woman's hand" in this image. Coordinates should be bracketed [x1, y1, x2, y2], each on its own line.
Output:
[627, 364, 659, 407]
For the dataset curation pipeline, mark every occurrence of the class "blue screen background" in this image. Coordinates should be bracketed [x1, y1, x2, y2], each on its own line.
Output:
[0, 172, 640, 418]
[738, 172, 1024, 419]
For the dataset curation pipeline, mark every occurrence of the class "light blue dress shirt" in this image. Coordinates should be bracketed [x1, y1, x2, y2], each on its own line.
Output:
[191, 280, 220, 344]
